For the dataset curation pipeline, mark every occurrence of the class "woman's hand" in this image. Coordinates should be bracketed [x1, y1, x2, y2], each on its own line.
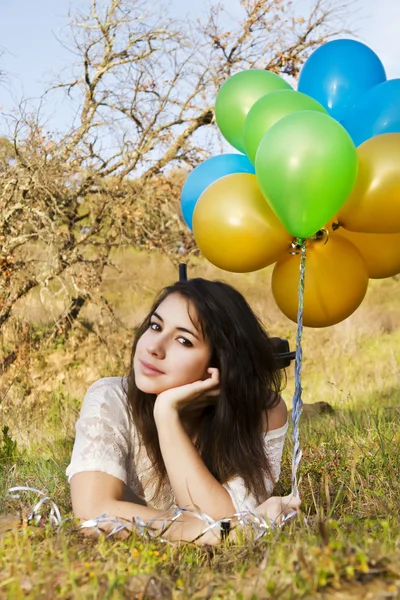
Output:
[255, 494, 301, 525]
[153, 367, 220, 420]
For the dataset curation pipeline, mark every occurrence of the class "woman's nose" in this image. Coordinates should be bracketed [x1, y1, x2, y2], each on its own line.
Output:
[146, 337, 166, 359]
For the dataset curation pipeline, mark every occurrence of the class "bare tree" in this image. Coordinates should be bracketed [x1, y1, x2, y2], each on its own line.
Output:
[50, 0, 347, 179]
[0, 0, 349, 387]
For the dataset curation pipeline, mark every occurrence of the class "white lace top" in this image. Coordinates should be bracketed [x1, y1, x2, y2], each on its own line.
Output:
[66, 377, 288, 512]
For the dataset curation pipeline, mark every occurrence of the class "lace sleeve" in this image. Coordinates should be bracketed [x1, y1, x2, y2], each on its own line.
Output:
[223, 421, 288, 513]
[66, 377, 132, 485]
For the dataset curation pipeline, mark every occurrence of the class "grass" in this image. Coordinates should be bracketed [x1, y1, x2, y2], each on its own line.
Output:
[0, 251, 400, 598]
[1, 402, 399, 599]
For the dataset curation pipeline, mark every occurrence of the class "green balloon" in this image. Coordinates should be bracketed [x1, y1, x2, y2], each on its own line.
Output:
[215, 70, 293, 154]
[243, 90, 328, 164]
[255, 111, 358, 239]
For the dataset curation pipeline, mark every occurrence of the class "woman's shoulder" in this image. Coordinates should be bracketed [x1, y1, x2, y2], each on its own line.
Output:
[263, 395, 288, 439]
[85, 376, 127, 396]
[80, 376, 129, 420]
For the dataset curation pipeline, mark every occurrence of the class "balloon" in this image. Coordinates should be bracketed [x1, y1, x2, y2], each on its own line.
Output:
[215, 70, 293, 153]
[243, 90, 327, 165]
[255, 111, 358, 239]
[180, 154, 255, 230]
[193, 173, 292, 273]
[298, 39, 386, 123]
[333, 227, 400, 279]
[272, 236, 369, 327]
[342, 79, 400, 147]
[338, 134, 400, 233]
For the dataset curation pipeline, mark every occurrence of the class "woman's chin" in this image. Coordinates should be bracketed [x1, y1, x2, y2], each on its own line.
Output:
[134, 373, 167, 395]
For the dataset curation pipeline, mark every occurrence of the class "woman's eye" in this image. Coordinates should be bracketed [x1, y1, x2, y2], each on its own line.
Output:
[178, 337, 193, 347]
[149, 323, 192, 346]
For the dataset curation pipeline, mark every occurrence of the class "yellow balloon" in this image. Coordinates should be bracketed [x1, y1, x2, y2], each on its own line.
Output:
[338, 133, 400, 233]
[333, 226, 400, 279]
[272, 236, 369, 327]
[192, 173, 292, 273]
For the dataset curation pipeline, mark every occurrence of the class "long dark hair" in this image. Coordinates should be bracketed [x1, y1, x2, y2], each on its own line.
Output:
[126, 278, 283, 505]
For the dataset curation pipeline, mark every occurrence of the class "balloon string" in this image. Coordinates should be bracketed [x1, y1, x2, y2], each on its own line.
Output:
[291, 240, 306, 498]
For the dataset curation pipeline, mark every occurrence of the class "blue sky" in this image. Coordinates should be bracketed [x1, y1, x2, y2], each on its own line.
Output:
[0, 0, 398, 134]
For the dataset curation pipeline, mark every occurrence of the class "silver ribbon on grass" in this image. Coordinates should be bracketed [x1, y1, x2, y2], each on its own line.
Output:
[7, 486, 63, 526]
[5, 486, 297, 543]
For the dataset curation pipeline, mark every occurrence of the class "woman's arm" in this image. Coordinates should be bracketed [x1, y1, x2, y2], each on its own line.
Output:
[153, 368, 235, 519]
[71, 471, 300, 545]
[70, 471, 300, 544]
[70, 471, 148, 519]
[154, 404, 236, 520]
[70, 471, 221, 544]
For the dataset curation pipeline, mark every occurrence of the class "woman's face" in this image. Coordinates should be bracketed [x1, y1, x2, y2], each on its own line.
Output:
[133, 293, 212, 395]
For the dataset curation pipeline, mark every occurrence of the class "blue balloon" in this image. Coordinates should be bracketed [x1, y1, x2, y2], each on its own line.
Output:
[180, 154, 255, 230]
[298, 39, 386, 122]
[342, 79, 400, 146]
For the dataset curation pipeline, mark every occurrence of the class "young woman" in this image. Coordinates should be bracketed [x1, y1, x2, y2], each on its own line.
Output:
[67, 278, 300, 543]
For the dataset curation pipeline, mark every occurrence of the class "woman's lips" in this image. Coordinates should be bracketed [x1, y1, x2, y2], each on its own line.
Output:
[139, 360, 165, 376]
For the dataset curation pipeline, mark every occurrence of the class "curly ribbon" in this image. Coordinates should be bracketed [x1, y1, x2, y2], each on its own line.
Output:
[4, 487, 298, 543]
[291, 239, 306, 499]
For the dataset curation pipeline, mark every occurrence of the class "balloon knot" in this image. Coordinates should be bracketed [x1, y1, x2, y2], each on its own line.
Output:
[289, 238, 307, 254]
